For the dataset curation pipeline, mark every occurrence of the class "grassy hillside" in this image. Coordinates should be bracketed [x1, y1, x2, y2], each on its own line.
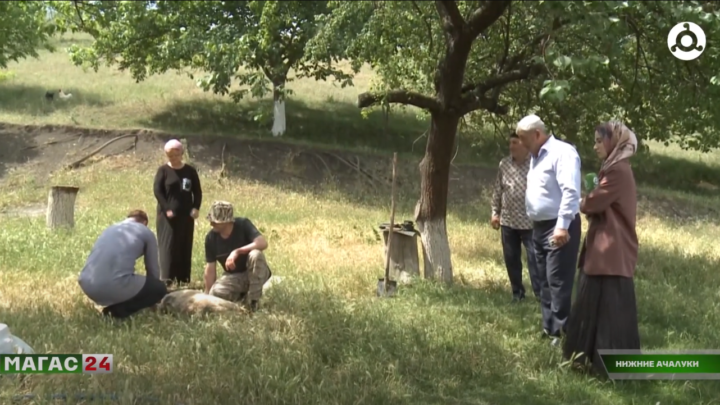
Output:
[2, 34, 719, 192]
[0, 34, 432, 158]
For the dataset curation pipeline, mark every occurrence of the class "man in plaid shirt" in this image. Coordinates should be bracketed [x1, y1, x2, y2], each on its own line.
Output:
[491, 132, 540, 302]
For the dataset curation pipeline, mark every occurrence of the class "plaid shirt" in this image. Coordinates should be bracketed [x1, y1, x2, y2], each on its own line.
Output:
[491, 155, 533, 230]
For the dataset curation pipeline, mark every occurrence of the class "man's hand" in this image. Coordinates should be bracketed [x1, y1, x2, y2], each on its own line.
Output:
[225, 251, 238, 271]
[190, 208, 199, 219]
[166, 210, 174, 218]
[490, 215, 500, 230]
[552, 228, 569, 248]
[225, 247, 248, 271]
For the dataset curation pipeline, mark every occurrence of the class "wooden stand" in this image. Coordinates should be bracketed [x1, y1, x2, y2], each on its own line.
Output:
[381, 225, 420, 283]
[46, 186, 80, 229]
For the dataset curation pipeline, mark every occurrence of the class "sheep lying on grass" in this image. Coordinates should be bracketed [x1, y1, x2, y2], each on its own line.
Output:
[157, 289, 247, 316]
[154, 276, 283, 316]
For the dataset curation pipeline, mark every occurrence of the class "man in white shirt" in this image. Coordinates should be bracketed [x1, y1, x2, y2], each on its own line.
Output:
[516, 114, 582, 345]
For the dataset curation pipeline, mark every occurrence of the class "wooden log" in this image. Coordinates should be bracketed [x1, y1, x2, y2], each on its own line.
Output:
[381, 226, 420, 283]
[46, 186, 80, 229]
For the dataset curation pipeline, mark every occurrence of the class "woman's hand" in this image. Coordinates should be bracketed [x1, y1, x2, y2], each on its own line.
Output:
[166, 210, 174, 218]
[190, 209, 199, 219]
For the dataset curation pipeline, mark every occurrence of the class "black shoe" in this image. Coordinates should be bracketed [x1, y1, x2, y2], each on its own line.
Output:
[512, 295, 525, 303]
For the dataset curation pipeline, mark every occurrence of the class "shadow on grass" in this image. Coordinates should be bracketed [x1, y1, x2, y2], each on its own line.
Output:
[287, 287, 560, 405]
[2, 272, 719, 404]
[0, 83, 112, 116]
[632, 152, 720, 197]
[291, 280, 720, 404]
[634, 243, 720, 349]
[136, 97, 498, 212]
[575, 148, 720, 197]
[140, 97, 431, 156]
[0, 132, 38, 179]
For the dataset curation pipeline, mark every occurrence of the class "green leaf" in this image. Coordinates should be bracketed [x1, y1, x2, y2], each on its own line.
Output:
[553, 56, 572, 71]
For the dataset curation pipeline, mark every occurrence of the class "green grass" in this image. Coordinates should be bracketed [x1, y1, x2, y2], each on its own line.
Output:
[1, 33, 720, 404]
[2, 153, 720, 404]
[3, 33, 720, 193]
[0, 34, 433, 160]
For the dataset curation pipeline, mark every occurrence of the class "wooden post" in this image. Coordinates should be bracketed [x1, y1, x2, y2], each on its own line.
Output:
[46, 186, 80, 229]
[383, 153, 398, 294]
[381, 226, 421, 283]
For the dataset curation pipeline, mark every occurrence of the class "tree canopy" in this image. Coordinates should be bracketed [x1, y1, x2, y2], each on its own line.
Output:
[0, 2, 56, 69]
[311, 1, 720, 153]
[51, 0, 352, 126]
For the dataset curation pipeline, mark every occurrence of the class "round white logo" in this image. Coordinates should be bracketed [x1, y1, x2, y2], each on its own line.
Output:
[668, 22, 706, 61]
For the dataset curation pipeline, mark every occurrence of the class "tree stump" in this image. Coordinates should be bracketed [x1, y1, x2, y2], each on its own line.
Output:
[380, 223, 420, 283]
[46, 186, 80, 229]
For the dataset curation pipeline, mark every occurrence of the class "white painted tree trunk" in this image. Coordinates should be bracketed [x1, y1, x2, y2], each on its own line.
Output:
[271, 84, 286, 137]
[46, 186, 80, 229]
[415, 215, 453, 284]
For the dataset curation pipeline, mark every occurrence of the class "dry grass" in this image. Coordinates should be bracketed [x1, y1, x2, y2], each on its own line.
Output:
[0, 34, 720, 404]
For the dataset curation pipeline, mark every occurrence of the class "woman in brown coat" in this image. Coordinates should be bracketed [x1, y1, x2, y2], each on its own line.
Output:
[562, 121, 640, 376]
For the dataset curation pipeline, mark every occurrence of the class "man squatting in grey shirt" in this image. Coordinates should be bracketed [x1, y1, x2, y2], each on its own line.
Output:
[78, 210, 168, 319]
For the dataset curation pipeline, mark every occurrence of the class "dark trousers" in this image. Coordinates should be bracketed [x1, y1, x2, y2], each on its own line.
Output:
[157, 212, 195, 284]
[500, 226, 540, 299]
[103, 276, 168, 319]
[532, 214, 582, 337]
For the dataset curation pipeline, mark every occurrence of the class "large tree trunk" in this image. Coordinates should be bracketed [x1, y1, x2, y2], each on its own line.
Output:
[415, 112, 460, 284]
[271, 82, 286, 137]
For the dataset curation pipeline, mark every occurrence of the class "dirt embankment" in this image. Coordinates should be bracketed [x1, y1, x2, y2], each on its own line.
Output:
[0, 122, 497, 206]
[2, 123, 716, 223]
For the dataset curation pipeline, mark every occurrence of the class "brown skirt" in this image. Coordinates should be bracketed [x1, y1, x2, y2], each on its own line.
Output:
[562, 271, 641, 377]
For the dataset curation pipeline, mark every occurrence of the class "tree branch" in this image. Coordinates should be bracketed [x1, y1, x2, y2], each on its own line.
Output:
[358, 90, 442, 112]
[479, 65, 545, 94]
[466, 1, 512, 39]
[461, 17, 571, 94]
[458, 64, 546, 115]
[411, 0, 435, 55]
[434, 1, 466, 33]
[72, 0, 86, 28]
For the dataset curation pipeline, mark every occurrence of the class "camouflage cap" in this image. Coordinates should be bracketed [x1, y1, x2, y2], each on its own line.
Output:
[207, 201, 234, 223]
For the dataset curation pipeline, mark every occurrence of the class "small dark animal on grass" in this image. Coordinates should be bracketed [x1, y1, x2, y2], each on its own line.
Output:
[45, 89, 73, 101]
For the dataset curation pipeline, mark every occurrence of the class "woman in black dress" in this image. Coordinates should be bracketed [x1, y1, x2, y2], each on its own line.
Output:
[153, 139, 202, 286]
[562, 122, 640, 377]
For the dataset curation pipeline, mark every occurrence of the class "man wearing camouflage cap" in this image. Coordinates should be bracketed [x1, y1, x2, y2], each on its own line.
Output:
[203, 201, 272, 311]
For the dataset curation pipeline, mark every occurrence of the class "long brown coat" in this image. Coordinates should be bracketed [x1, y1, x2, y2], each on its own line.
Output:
[578, 159, 638, 278]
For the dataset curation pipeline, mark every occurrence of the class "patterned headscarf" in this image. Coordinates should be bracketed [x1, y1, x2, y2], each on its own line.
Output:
[599, 121, 638, 173]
